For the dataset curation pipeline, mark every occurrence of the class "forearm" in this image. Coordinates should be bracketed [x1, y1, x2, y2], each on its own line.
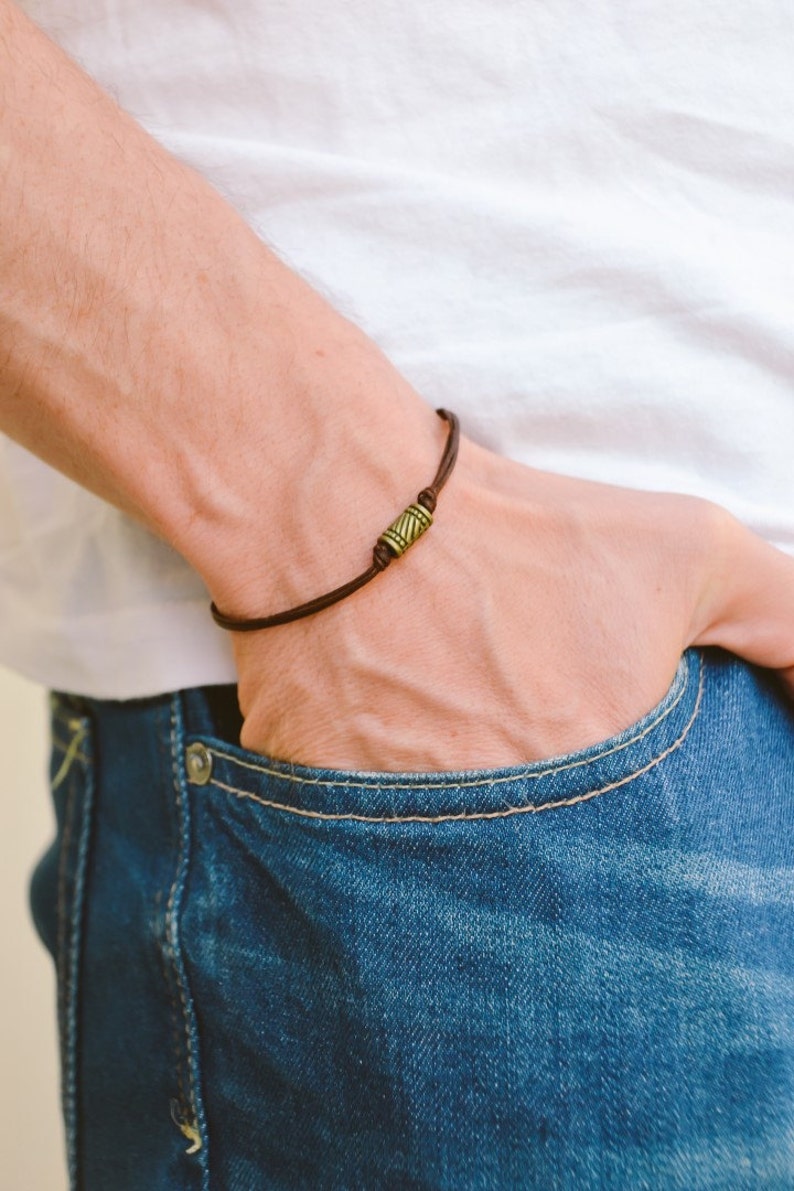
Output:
[0, 0, 442, 613]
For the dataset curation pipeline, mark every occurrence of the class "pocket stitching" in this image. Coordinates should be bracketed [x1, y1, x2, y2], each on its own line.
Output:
[202, 652, 695, 792]
[198, 653, 705, 823]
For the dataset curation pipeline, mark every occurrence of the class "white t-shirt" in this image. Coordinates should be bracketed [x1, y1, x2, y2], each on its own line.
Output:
[2, 0, 793, 697]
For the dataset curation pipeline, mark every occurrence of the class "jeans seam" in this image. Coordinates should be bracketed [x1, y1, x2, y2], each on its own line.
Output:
[55, 776, 76, 1178]
[166, 695, 210, 1186]
[200, 653, 705, 824]
[55, 714, 94, 1190]
[201, 653, 695, 795]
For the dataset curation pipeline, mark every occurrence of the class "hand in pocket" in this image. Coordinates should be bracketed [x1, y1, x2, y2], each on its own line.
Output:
[229, 436, 794, 772]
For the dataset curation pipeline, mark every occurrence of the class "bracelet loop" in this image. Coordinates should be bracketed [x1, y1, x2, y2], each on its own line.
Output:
[209, 408, 460, 631]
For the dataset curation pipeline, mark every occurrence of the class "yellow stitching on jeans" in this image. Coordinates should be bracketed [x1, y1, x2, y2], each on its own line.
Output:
[49, 700, 86, 730]
[52, 743, 89, 760]
[203, 655, 704, 824]
[170, 1099, 202, 1154]
[51, 740, 89, 765]
[51, 722, 87, 793]
[166, 699, 202, 1155]
[203, 653, 695, 794]
[55, 780, 77, 1064]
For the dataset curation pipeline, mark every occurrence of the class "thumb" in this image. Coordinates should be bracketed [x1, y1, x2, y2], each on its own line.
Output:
[690, 508, 794, 690]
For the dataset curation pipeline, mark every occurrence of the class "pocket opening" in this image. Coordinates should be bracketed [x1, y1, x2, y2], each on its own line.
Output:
[181, 650, 706, 823]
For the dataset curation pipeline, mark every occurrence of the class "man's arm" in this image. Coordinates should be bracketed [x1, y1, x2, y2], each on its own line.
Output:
[0, 0, 443, 614]
[1, 0, 791, 771]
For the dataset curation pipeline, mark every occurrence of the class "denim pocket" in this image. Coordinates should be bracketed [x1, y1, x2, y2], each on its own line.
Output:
[176, 646, 794, 1189]
[183, 646, 704, 822]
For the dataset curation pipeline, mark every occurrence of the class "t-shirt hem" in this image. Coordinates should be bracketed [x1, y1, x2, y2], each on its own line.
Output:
[0, 596, 238, 699]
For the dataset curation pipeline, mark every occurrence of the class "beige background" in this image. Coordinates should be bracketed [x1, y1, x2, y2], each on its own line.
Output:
[0, 666, 66, 1190]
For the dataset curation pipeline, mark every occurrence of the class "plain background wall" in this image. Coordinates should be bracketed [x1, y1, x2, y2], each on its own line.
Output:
[0, 665, 67, 1190]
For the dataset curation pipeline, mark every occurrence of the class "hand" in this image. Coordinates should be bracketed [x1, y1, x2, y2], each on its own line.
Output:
[228, 435, 794, 772]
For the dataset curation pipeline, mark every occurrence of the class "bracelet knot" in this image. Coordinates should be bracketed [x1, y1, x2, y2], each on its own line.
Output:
[417, 487, 438, 513]
[372, 541, 394, 571]
[209, 408, 460, 631]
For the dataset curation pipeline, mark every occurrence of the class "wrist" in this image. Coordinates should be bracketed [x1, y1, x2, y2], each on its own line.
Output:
[173, 305, 450, 619]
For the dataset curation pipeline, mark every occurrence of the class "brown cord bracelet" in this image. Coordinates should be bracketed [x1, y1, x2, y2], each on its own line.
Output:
[209, 408, 460, 631]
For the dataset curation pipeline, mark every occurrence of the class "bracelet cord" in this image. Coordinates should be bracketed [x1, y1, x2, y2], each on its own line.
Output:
[209, 408, 460, 631]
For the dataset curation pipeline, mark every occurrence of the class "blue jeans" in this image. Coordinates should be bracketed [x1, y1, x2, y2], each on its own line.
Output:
[30, 646, 794, 1189]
